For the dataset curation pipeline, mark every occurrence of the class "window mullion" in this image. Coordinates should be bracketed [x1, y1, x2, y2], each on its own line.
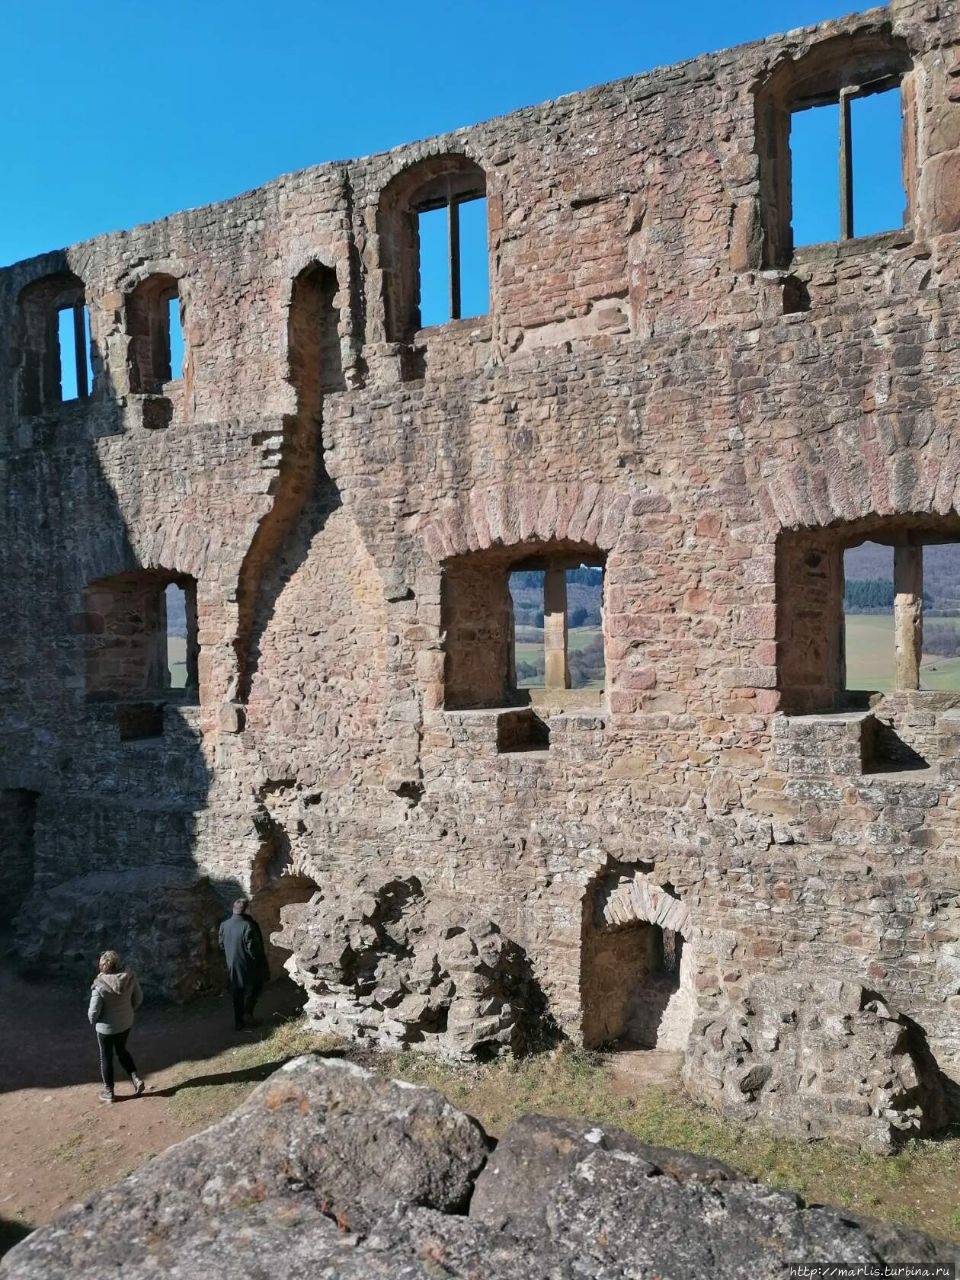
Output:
[839, 88, 854, 240]
[73, 305, 89, 399]
[448, 198, 461, 321]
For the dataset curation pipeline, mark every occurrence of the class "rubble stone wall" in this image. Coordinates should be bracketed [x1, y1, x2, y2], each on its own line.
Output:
[1, 0, 959, 1133]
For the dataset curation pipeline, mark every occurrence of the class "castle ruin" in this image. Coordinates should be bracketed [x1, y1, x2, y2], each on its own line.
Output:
[1, 0, 959, 1147]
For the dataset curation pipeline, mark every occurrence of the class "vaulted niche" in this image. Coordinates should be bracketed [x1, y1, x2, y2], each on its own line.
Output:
[581, 866, 695, 1052]
[289, 262, 344, 409]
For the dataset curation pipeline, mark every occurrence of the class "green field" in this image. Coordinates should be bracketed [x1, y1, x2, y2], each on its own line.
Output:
[518, 618, 960, 693]
[845, 614, 960, 691]
[515, 625, 603, 688]
[167, 636, 188, 689]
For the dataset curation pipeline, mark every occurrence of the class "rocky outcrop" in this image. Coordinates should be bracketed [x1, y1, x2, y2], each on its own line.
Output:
[684, 975, 950, 1152]
[2, 1057, 954, 1279]
[275, 875, 546, 1060]
[13, 866, 225, 1000]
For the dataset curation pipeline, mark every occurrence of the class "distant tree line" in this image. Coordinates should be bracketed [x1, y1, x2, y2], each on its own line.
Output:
[845, 579, 934, 612]
[844, 579, 894, 611]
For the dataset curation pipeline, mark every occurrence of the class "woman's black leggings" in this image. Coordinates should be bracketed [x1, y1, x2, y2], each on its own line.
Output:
[97, 1029, 138, 1091]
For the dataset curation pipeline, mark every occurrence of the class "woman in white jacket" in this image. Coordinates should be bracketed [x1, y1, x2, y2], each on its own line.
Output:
[87, 950, 146, 1104]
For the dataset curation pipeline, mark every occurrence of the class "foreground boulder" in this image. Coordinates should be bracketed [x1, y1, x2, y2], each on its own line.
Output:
[276, 875, 545, 1059]
[684, 975, 950, 1152]
[3, 1057, 955, 1279]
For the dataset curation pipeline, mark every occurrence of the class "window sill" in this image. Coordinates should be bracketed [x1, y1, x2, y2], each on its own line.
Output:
[19, 398, 94, 425]
[431, 701, 606, 756]
[413, 315, 491, 340]
[789, 228, 912, 267]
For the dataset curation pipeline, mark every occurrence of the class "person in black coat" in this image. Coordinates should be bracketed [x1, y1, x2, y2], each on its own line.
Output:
[218, 898, 269, 1030]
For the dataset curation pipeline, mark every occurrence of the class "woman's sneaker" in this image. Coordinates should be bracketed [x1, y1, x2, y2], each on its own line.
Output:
[98, 1089, 115, 1104]
[131, 1074, 146, 1096]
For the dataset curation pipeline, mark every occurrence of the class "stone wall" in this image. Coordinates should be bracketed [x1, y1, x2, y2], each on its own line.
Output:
[1, 0, 959, 1135]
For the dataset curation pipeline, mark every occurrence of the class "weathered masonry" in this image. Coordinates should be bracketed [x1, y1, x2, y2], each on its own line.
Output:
[1, 0, 959, 1147]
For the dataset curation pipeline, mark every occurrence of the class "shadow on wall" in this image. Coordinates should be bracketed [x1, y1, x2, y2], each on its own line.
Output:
[0, 252, 227, 1009]
[0, 250, 350, 1053]
[235, 262, 345, 705]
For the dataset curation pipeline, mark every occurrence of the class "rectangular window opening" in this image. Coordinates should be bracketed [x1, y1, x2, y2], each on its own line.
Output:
[843, 541, 894, 693]
[849, 85, 905, 239]
[57, 305, 92, 402]
[165, 583, 188, 689]
[417, 205, 450, 328]
[167, 295, 185, 380]
[791, 81, 904, 251]
[509, 569, 545, 690]
[791, 101, 841, 248]
[457, 195, 489, 320]
[417, 196, 489, 328]
[919, 543, 960, 691]
[566, 564, 605, 690]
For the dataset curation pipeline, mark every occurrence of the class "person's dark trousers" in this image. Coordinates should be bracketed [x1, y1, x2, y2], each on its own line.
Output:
[97, 1029, 138, 1091]
[230, 981, 261, 1028]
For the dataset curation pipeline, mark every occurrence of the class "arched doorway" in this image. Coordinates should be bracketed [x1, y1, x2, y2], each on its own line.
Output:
[580, 866, 695, 1051]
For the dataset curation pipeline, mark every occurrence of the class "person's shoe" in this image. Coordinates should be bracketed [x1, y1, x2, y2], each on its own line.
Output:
[98, 1089, 115, 1104]
[131, 1074, 146, 1096]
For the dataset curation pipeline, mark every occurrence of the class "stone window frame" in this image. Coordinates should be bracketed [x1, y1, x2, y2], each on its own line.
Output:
[508, 553, 606, 698]
[125, 273, 185, 394]
[756, 31, 915, 268]
[441, 541, 606, 713]
[378, 153, 489, 343]
[776, 519, 960, 714]
[83, 569, 200, 713]
[17, 272, 95, 417]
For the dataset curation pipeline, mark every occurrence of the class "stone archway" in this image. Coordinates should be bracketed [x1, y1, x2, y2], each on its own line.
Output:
[580, 866, 695, 1051]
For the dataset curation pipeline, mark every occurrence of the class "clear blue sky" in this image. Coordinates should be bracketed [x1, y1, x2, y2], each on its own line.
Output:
[0, 1, 880, 268]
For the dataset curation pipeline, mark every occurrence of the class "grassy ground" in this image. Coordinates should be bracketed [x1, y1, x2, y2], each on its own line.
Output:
[163, 1021, 960, 1244]
[167, 636, 188, 689]
[834, 615, 960, 693]
[516, 625, 603, 689]
[517, 617, 960, 694]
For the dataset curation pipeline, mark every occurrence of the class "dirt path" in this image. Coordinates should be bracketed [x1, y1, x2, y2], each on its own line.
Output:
[0, 953, 302, 1238]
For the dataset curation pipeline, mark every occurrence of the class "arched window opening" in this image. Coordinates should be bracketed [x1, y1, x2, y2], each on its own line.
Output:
[18, 273, 94, 415]
[126, 274, 184, 393]
[379, 155, 489, 342]
[757, 33, 913, 265]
